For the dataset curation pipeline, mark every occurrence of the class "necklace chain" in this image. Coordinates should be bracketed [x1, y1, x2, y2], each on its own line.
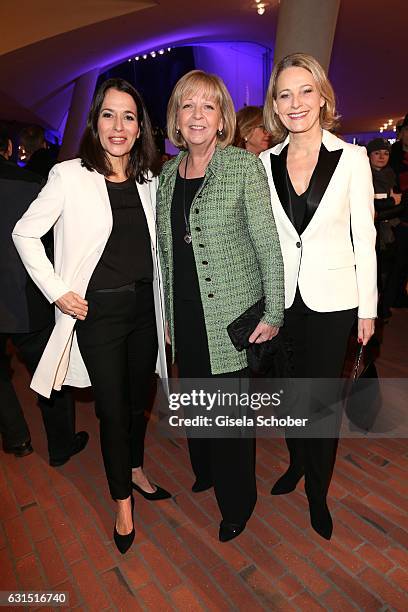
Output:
[182, 154, 192, 244]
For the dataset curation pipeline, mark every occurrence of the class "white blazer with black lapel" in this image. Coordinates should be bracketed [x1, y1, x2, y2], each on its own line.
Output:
[259, 130, 377, 318]
[13, 159, 168, 398]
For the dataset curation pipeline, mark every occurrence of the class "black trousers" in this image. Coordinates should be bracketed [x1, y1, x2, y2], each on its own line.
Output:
[0, 327, 75, 461]
[388, 224, 408, 307]
[283, 290, 356, 501]
[377, 241, 397, 317]
[175, 298, 257, 525]
[76, 284, 157, 500]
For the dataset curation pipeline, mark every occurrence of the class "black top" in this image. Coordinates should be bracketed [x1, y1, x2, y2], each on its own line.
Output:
[88, 177, 153, 291]
[287, 173, 311, 234]
[287, 173, 312, 312]
[171, 172, 204, 301]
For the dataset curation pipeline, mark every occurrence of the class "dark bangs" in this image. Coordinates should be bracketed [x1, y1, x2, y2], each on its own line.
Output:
[78, 78, 160, 182]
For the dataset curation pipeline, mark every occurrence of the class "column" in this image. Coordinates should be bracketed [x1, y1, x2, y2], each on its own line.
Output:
[58, 68, 100, 161]
[274, 0, 341, 72]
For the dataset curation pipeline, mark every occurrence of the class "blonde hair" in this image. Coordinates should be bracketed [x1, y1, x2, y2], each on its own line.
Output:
[234, 106, 264, 149]
[264, 53, 339, 142]
[167, 70, 236, 149]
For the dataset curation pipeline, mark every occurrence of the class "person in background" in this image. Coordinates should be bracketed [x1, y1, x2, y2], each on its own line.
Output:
[368, 138, 399, 199]
[0, 123, 87, 464]
[389, 113, 408, 186]
[234, 106, 271, 156]
[388, 113, 408, 308]
[366, 138, 405, 319]
[13, 79, 170, 555]
[19, 125, 57, 179]
[261, 53, 377, 540]
[157, 70, 284, 543]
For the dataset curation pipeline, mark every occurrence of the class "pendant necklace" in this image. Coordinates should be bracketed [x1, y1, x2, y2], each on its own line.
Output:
[182, 153, 192, 244]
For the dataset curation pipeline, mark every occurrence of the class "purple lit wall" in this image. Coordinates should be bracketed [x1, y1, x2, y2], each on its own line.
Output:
[193, 43, 268, 111]
[341, 131, 397, 146]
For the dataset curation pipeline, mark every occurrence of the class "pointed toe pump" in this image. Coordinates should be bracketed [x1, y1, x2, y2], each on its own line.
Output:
[113, 496, 135, 554]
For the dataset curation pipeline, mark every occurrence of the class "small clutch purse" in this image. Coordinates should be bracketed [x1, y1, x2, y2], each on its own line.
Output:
[227, 298, 265, 351]
[227, 298, 291, 376]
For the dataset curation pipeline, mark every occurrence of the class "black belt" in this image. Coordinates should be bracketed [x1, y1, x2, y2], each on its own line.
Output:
[90, 281, 151, 294]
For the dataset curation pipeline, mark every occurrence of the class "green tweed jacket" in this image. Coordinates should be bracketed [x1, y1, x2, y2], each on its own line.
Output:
[157, 145, 284, 375]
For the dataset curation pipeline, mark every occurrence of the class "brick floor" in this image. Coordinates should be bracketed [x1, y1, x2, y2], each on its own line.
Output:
[0, 311, 407, 610]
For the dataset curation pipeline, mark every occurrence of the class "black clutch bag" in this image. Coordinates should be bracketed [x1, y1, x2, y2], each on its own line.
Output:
[227, 298, 291, 376]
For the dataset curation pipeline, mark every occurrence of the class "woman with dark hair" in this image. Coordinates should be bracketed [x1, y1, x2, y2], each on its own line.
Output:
[13, 78, 170, 554]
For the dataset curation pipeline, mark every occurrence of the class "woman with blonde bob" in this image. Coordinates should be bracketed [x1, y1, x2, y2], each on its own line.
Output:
[260, 53, 377, 540]
[157, 70, 284, 542]
[234, 105, 271, 155]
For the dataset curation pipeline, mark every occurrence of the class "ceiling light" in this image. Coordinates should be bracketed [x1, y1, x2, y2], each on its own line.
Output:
[151, 51, 156, 57]
[253, 1, 269, 14]
[159, 49, 165, 55]
[143, 54, 147, 59]
[167, 47, 172, 52]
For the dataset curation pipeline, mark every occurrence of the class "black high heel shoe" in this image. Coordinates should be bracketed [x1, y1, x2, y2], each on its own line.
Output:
[308, 500, 333, 540]
[219, 521, 246, 543]
[270, 467, 304, 495]
[114, 496, 135, 554]
[132, 482, 171, 501]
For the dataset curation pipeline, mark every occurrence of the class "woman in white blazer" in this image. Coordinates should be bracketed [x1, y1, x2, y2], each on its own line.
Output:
[13, 78, 170, 554]
[260, 54, 377, 540]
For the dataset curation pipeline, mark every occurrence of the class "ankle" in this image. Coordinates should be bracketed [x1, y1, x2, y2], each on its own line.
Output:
[116, 495, 131, 504]
[286, 464, 304, 475]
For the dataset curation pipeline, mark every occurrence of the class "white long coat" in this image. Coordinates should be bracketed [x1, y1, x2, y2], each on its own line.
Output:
[13, 159, 168, 398]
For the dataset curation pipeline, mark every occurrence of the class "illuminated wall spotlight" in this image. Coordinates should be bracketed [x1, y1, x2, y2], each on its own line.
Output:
[127, 46, 173, 62]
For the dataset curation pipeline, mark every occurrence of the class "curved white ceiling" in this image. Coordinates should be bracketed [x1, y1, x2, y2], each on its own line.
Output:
[0, 0, 406, 133]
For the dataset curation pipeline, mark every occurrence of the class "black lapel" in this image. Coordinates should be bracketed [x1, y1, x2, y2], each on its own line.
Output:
[302, 145, 343, 231]
[270, 144, 295, 225]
